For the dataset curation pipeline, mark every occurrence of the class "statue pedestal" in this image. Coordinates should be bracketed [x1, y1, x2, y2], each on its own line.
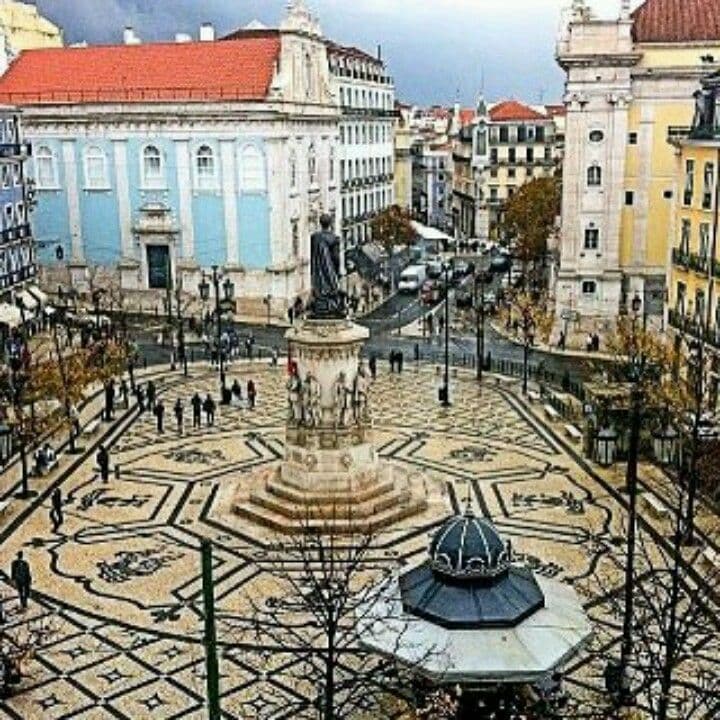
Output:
[234, 318, 427, 534]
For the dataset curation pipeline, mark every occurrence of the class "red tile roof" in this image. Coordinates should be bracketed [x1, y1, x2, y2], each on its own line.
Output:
[632, 0, 720, 43]
[458, 108, 475, 127]
[0, 37, 281, 105]
[489, 100, 547, 122]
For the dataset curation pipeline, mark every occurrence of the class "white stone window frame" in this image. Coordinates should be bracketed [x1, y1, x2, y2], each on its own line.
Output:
[12, 162, 21, 186]
[1, 164, 10, 189]
[83, 145, 110, 191]
[308, 142, 318, 188]
[581, 280, 597, 296]
[15, 201, 25, 225]
[141, 144, 166, 190]
[239, 143, 267, 194]
[588, 128, 605, 143]
[3, 202, 13, 229]
[584, 224, 600, 251]
[35, 145, 60, 190]
[587, 163, 602, 188]
[194, 144, 218, 192]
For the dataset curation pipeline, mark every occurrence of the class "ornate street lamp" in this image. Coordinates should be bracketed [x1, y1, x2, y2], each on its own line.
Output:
[595, 427, 618, 467]
[223, 277, 235, 303]
[474, 270, 492, 382]
[198, 276, 210, 302]
[653, 425, 679, 466]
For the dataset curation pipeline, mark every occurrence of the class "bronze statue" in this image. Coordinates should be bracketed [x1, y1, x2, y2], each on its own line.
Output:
[309, 214, 345, 319]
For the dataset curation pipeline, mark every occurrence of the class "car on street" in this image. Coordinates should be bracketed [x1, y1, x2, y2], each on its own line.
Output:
[455, 288, 474, 309]
[421, 279, 443, 304]
[426, 258, 443, 280]
[452, 259, 470, 280]
[489, 254, 511, 274]
[398, 264, 427, 293]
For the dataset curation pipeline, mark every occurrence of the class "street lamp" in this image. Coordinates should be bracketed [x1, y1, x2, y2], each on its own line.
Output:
[474, 270, 492, 382]
[521, 308, 536, 396]
[439, 262, 452, 407]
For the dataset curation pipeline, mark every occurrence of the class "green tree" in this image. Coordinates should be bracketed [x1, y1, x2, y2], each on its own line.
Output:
[502, 177, 561, 283]
[370, 204, 416, 255]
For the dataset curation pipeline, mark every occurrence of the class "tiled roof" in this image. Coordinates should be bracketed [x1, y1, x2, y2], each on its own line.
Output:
[458, 108, 475, 127]
[544, 104, 567, 117]
[0, 36, 281, 105]
[632, 0, 720, 43]
[489, 100, 547, 122]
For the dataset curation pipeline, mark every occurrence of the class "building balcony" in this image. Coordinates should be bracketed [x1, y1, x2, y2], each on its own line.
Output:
[668, 308, 720, 349]
[0, 141, 31, 159]
[689, 252, 709, 274]
[667, 126, 691, 144]
[672, 247, 690, 269]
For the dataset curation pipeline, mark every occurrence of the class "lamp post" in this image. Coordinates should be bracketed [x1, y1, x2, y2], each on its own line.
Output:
[199, 266, 234, 397]
[618, 290, 644, 705]
[474, 270, 492, 382]
[439, 262, 452, 407]
[519, 306, 536, 396]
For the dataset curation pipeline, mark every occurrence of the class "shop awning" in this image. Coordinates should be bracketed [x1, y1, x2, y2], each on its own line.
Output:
[16, 289, 38, 311]
[0, 303, 22, 327]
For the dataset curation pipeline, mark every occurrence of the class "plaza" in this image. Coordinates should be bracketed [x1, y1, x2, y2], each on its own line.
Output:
[0, 356, 716, 719]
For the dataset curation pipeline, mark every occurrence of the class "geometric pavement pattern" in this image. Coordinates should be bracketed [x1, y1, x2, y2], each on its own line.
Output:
[0, 361, 716, 719]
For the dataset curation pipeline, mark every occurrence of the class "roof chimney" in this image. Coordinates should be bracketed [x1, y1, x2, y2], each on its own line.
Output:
[377, 44, 382, 61]
[199, 22, 215, 42]
[123, 26, 140, 45]
[175, 33, 192, 43]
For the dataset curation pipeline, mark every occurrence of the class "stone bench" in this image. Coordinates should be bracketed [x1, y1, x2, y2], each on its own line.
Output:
[564, 424, 583, 441]
[544, 404, 560, 422]
[83, 419, 101, 436]
[642, 492, 670, 519]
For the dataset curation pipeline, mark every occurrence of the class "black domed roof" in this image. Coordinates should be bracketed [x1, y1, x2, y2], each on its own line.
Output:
[429, 508, 511, 580]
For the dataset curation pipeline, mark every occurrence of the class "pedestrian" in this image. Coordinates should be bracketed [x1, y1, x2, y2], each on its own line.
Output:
[120, 378, 129, 409]
[203, 394, 216, 426]
[97, 444, 110, 482]
[439, 314, 445, 334]
[288, 306, 295, 325]
[49, 487, 63, 532]
[10, 551, 31, 610]
[592, 332, 600, 352]
[414, 343, 420, 362]
[247, 380, 257, 409]
[271, 346, 279, 367]
[398, 350, 404, 373]
[136, 385, 145, 412]
[191, 393, 202, 428]
[231, 379, 243, 404]
[155, 399, 165, 434]
[104, 380, 115, 421]
[426, 313, 434, 341]
[174, 398, 184, 434]
[586, 333, 593, 353]
[389, 350, 396, 373]
[558, 331, 566, 351]
[369, 354, 377, 380]
[147, 381, 156, 411]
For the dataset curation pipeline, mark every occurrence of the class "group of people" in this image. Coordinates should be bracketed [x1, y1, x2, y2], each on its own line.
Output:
[388, 349, 405, 373]
[33, 443, 57, 476]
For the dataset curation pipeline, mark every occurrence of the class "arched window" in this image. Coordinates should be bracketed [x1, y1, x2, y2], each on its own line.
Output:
[308, 143, 317, 185]
[142, 145, 164, 188]
[196, 145, 215, 189]
[240, 145, 266, 192]
[35, 145, 58, 188]
[587, 164, 602, 187]
[289, 149, 298, 190]
[84, 146, 108, 189]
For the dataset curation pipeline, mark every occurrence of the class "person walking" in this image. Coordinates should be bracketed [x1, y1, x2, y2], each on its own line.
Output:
[174, 399, 184, 435]
[389, 350, 396, 373]
[136, 385, 146, 412]
[203, 394, 216, 426]
[369, 354, 377, 380]
[10, 551, 31, 610]
[247, 380, 257, 410]
[120, 379, 129, 409]
[155, 399, 165, 434]
[97, 444, 110, 482]
[104, 380, 115, 421]
[147, 381, 157, 412]
[191, 393, 202, 428]
[231, 380, 243, 404]
[558, 331, 566, 351]
[49, 487, 63, 532]
[398, 350, 404, 373]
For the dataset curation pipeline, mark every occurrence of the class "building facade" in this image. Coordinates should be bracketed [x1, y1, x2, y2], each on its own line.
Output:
[328, 41, 395, 250]
[555, 0, 720, 332]
[0, 1, 380, 315]
[0, 106, 39, 342]
[472, 100, 560, 241]
[450, 113, 476, 241]
[393, 103, 413, 211]
[666, 71, 720, 410]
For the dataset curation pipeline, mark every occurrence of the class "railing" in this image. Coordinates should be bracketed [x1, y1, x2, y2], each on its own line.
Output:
[689, 252, 709, 274]
[668, 308, 720, 349]
[672, 247, 689, 268]
[667, 126, 691, 143]
[0, 142, 30, 158]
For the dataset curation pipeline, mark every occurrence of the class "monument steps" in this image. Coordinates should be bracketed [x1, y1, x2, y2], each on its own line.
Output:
[234, 496, 428, 535]
[264, 476, 397, 506]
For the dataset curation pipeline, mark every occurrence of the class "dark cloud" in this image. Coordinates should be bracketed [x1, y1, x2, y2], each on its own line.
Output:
[34, 0, 567, 105]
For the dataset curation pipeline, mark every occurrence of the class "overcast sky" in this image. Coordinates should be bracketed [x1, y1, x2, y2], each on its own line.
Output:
[34, 0, 641, 106]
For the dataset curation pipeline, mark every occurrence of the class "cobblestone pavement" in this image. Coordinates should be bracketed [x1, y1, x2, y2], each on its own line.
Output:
[0, 362, 717, 719]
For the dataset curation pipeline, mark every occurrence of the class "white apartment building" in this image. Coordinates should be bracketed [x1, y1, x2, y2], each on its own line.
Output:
[329, 42, 395, 248]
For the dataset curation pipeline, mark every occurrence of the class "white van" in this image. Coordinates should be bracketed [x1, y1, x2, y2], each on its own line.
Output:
[398, 264, 427, 293]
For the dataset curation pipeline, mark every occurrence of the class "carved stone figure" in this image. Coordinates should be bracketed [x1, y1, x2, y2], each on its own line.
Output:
[309, 214, 345, 319]
[333, 371, 350, 428]
[302, 373, 322, 427]
[287, 367, 303, 424]
[352, 361, 370, 423]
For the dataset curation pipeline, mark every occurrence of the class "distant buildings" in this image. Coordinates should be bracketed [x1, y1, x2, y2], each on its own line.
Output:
[554, 0, 720, 333]
[393, 103, 413, 211]
[0, 1, 397, 315]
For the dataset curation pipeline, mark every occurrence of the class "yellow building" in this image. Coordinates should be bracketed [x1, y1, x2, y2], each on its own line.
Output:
[667, 70, 720, 409]
[555, 0, 720, 336]
[0, 0, 62, 57]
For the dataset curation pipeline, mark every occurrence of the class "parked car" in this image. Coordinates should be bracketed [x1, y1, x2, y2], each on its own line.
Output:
[452, 259, 470, 280]
[426, 258, 443, 280]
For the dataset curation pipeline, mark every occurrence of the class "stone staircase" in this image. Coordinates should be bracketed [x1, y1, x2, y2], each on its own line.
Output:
[234, 464, 428, 535]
